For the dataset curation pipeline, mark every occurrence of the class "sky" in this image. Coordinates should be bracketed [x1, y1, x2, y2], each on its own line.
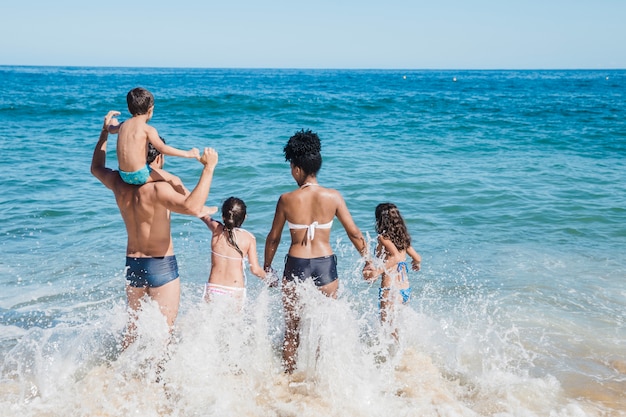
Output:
[1, 0, 625, 69]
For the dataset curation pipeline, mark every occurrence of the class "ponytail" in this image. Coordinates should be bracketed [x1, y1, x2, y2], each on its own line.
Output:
[221, 197, 247, 257]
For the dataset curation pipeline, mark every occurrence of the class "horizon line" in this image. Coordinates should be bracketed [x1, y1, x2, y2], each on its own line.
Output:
[1, 64, 624, 72]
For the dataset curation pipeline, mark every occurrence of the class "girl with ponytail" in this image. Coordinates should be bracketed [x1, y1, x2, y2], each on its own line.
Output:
[202, 197, 269, 305]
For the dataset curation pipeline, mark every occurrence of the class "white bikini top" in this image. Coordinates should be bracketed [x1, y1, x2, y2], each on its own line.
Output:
[287, 219, 333, 241]
[286, 182, 333, 241]
[210, 227, 254, 282]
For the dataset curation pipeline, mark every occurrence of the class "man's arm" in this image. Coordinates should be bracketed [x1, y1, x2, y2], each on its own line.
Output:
[151, 167, 190, 196]
[155, 147, 218, 217]
[91, 111, 121, 189]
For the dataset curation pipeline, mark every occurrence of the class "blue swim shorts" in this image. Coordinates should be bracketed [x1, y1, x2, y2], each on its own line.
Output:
[125, 255, 179, 288]
[119, 164, 152, 185]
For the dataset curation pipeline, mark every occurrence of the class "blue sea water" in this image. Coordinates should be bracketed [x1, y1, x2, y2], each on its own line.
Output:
[0, 66, 625, 416]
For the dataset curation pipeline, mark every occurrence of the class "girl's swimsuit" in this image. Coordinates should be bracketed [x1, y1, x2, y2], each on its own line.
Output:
[378, 287, 412, 304]
[378, 261, 412, 303]
[204, 282, 246, 300]
[205, 228, 251, 300]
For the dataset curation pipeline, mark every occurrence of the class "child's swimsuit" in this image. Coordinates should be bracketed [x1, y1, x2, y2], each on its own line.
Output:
[204, 283, 246, 300]
[283, 254, 338, 287]
[378, 261, 412, 303]
[378, 287, 412, 304]
[125, 255, 179, 288]
[205, 228, 250, 300]
[120, 164, 152, 185]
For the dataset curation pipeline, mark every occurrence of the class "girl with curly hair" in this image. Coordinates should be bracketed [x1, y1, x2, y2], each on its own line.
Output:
[365, 202, 421, 340]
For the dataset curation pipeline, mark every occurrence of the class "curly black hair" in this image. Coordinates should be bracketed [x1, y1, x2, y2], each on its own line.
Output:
[283, 129, 322, 176]
[375, 203, 411, 251]
[146, 137, 165, 164]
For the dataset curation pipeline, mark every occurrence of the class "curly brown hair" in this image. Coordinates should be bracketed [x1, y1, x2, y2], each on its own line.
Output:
[375, 203, 411, 251]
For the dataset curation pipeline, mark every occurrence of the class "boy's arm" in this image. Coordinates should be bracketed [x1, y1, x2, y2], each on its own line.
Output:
[91, 111, 121, 189]
[147, 127, 200, 159]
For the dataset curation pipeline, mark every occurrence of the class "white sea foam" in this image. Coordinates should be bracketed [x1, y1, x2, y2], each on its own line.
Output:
[1, 274, 622, 417]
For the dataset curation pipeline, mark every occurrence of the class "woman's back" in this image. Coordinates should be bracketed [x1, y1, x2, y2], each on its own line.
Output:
[281, 184, 339, 258]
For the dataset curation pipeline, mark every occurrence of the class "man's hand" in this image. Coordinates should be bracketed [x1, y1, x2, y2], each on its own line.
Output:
[199, 147, 218, 169]
[103, 110, 121, 131]
[198, 206, 218, 218]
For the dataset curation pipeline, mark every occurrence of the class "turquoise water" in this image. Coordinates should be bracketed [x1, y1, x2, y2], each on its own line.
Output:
[0, 66, 625, 416]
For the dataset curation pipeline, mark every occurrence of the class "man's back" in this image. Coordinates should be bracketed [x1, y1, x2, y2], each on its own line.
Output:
[112, 177, 174, 258]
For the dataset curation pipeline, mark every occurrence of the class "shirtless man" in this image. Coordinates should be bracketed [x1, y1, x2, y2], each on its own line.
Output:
[91, 111, 218, 348]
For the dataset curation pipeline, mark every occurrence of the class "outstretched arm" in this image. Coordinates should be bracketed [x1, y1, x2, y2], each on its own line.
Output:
[200, 215, 222, 233]
[147, 127, 200, 159]
[91, 111, 121, 189]
[155, 147, 218, 217]
[151, 167, 190, 196]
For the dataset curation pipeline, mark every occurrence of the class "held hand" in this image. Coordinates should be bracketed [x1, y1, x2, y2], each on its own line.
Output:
[198, 205, 218, 218]
[411, 259, 421, 271]
[103, 110, 121, 130]
[362, 261, 378, 282]
[199, 147, 218, 169]
[188, 148, 200, 160]
[264, 267, 280, 288]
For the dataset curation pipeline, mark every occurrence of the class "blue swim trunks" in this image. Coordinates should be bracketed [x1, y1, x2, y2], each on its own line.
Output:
[125, 256, 179, 288]
[120, 165, 152, 185]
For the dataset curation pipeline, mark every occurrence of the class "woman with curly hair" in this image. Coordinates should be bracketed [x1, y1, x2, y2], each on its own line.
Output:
[365, 202, 421, 340]
[264, 129, 369, 374]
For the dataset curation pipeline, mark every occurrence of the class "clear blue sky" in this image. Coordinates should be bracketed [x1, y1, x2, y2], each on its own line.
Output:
[1, 0, 624, 69]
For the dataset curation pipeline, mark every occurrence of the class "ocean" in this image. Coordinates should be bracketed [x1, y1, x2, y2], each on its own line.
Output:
[0, 66, 624, 416]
